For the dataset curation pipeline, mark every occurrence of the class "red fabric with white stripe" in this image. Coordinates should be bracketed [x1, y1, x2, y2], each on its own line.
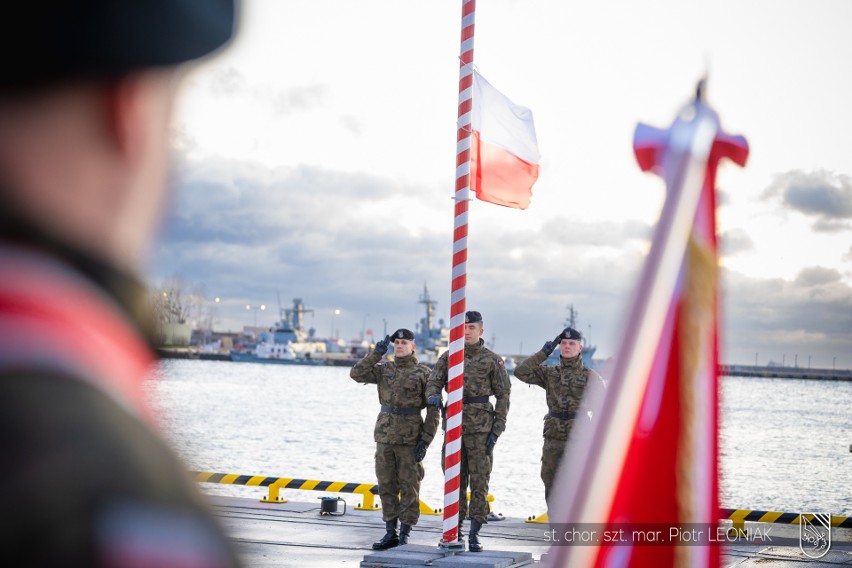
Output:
[545, 93, 748, 567]
[0, 247, 156, 424]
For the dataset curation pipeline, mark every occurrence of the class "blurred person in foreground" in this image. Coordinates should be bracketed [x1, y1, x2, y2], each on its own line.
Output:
[513, 326, 605, 511]
[349, 329, 440, 549]
[0, 2, 241, 566]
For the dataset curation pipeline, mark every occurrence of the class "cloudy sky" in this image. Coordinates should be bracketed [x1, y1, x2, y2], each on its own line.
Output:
[148, 0, 852, 369]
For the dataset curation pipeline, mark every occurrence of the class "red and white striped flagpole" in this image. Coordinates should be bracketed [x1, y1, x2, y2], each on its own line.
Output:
[441, 0, 475, 548]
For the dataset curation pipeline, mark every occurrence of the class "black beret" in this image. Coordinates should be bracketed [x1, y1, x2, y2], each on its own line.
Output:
[465, 311, 482, 324]
[2, 0, 237, 90]
[392, 328, 414, 341]
[560, 327, 583, 342]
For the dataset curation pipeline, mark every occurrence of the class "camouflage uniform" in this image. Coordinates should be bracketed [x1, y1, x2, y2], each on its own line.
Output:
[426, 339, 511, 524]
[350, 350, 439, 526]
[513, 350, 603, 502]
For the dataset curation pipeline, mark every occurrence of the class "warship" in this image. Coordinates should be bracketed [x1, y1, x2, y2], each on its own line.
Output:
[230, 297, 326, 365]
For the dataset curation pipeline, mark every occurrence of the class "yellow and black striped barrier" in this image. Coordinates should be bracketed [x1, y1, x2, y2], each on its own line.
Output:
[526, 512, 549, 523]
[721, 508, 852, 536]
[191, 471, 442, 515]
[525, 508, 852, 535]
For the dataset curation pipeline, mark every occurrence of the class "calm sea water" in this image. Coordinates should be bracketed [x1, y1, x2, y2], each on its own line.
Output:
[146, 359, 851, 519]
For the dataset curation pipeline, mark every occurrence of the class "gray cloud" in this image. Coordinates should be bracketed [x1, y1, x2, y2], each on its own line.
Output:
[193, 66, 327, 116]
[763, 170, 852, 230]
[719, 228, 754, 257]
[149, 158, 649, 358]
[271, 84, 328, 115]
[812, 218, 851, 233]
[722, 267, 852, 367]
[340, 115, 364, 137]
[148, 159, 852, 369]
[794, 266, 841, 287]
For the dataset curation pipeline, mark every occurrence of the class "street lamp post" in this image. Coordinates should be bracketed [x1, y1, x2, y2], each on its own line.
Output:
[203, 296, 221, 346]
[361, 313, 370, 341]
[331, 308, 340, 339]
[246, 304, 266, 335]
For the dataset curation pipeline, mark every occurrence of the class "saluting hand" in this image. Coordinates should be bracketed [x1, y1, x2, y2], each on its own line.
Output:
[541, 334, 562, 356]
[374, 335, 391, 355]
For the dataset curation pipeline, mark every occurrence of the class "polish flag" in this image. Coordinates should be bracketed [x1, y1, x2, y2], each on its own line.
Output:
[470, 71, 541, 210]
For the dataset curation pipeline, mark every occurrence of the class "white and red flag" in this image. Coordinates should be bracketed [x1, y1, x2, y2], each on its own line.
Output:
[470, 71, 540, 210]
[545, 83, 748, 567]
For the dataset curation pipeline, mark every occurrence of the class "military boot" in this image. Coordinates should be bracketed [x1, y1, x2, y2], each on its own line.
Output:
[372, 520, 399, 550]
[469, 519, 484, 552]
[398, 523, 412, 545]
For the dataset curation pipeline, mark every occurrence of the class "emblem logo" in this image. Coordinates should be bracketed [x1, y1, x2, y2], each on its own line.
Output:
[799, 513, 831, 559]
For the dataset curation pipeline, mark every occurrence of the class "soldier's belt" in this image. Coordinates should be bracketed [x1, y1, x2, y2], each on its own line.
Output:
[380, 405, 421, 416]
[462, 395, 490, 404]
[547, 410, 577, 420]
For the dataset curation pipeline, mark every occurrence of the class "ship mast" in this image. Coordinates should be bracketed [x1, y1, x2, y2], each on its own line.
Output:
[418, 283, 437, 339]
[565, 304, 579, 329]
[284, 298, 313, 332]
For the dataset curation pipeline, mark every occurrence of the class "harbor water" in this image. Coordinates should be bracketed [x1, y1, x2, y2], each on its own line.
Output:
[147, 359, 851, 519]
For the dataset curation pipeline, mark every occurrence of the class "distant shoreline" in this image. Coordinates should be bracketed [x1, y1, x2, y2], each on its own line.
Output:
[720, 363, 852, 381]
[156, 349, 851, 381]
[157, 348, 230, 361]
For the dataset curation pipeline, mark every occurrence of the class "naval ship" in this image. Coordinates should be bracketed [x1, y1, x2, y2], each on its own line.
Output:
[230, 298, 327, 365]
[413, 284, 449, 366]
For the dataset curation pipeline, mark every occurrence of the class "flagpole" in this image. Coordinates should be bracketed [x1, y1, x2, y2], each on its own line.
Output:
[441, 0, 475, 549]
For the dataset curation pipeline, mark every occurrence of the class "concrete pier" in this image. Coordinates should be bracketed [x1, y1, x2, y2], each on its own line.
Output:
[720, 364, 852, 381]
[208, 495, 851, 567]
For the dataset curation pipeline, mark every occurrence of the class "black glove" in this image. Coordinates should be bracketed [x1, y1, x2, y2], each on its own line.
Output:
[427, 395, 442, 408]
[414, 439, 428, 462]
[541, 334, 563, 356]
[374, 335, 391, 355]
[485, 432, 498, 456]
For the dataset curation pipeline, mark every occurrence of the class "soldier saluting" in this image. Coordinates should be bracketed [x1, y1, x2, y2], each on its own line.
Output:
[513, 326, 605, 510]
[350, 328, 440, 550]
[425, 310, 511, 552]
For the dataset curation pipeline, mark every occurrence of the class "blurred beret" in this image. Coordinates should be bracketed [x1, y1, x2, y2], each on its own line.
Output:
[2, 0, 237, 89]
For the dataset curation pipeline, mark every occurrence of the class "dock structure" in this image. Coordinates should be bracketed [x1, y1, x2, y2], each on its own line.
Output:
[208, 494, 851, 567]
[721, 364, 852, 381]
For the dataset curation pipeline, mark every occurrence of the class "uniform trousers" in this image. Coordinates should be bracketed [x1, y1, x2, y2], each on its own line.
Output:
[375, 442, 424, 525]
